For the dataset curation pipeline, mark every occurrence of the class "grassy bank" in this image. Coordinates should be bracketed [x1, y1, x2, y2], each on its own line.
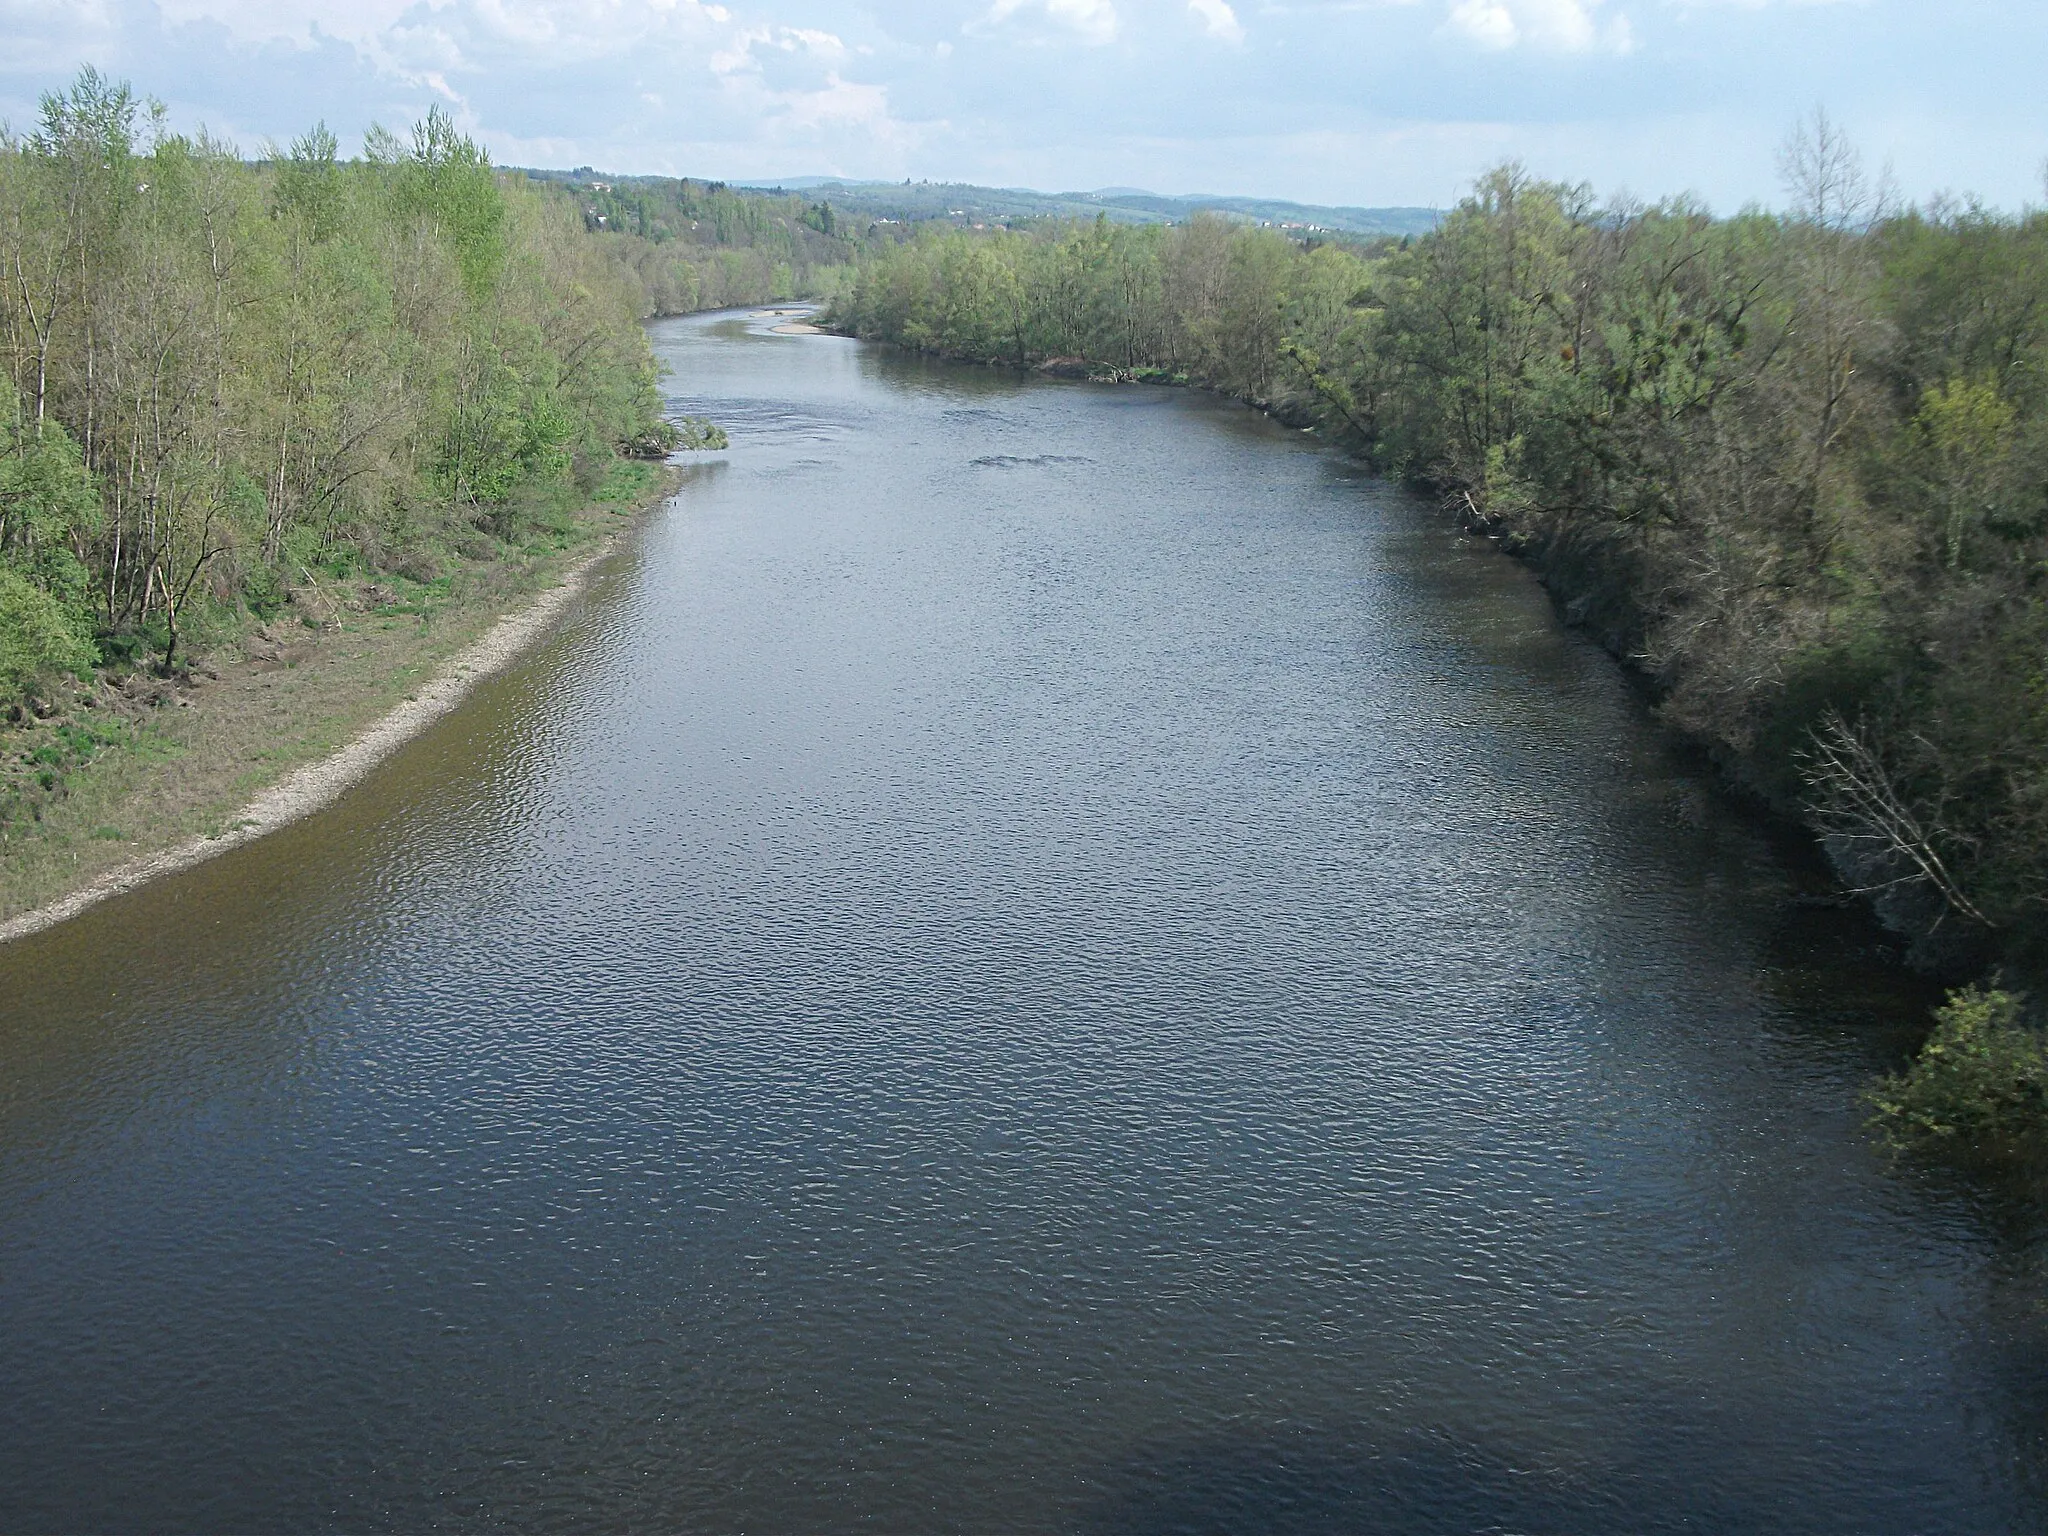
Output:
[0, 457, 678, 929]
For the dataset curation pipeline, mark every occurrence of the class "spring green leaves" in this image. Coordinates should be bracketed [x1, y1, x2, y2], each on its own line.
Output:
[1871, 988, 2048, 1154]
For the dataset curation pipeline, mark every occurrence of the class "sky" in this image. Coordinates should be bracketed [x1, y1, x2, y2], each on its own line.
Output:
[2, 0, 2043, 213]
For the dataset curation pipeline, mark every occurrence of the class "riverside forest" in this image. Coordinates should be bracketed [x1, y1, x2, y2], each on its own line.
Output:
[0, 69, 871, 724]
[0, 71, 875, 884]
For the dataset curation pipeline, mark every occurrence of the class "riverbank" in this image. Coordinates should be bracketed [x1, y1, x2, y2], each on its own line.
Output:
[825, 327, 1960, 956]
[0, 458, 682, 945]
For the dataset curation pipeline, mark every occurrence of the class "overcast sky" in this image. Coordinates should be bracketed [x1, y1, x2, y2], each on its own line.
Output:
[3, 0, 2042, 212]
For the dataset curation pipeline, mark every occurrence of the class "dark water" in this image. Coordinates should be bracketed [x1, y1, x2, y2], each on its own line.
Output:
[5, 311, 2046, 1534]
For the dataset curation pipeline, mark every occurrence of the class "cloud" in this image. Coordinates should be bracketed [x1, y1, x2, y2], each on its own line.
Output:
[976, 0, 1120, 46]
[710, 23, 850, 79]
[1444, 0, 1633, 52]
[2, 0, 2041, 212]
[1187, 0, 1244, 42]
[0, 0, 939, 178]
[1, 0, 118, 73]
[704, 23, 914, 151]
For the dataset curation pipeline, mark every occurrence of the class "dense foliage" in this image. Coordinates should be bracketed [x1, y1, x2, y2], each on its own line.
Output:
[529, 170, 871, 315]
[1869, 987, 2048, 1149]
[0, 69, 683, 712]
[833, 125, 2048, 976]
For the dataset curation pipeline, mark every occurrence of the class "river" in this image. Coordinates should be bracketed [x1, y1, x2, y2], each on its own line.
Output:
[3, 310, 2044, 1533]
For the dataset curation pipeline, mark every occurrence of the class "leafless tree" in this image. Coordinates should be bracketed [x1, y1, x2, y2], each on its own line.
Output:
[1803, 708, 1990, 927]
[1778, 107, 1870, 232]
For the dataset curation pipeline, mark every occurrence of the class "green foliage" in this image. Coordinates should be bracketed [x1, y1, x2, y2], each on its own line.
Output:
[0, 566, 94, 695]
[0, 382, 99, 695]
[591, 459, 660, 504]
[1869, 988, 2048, 1147]
[0, 67, 691, 710]
[273, 123, 344, 242]
[1910, 378, 2014, 568]
[535, 170, 881, 316]
[368, 107, 506, 300]
[30, 66, 136, 191]
[623, 420, 681, 459]
[0, 385, 100, 600]
[674, 417, 728, 451]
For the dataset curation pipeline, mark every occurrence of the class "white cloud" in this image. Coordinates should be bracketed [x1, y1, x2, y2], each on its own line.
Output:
[149, 0, 745, 64]
[1444, 0, 1633, 52]
[778, 73, 892, 132]
[977, 0, 1120, 46]
[4, 0, 2040, 213]
[1447, 0, 1520, 47]
[710, 24, 848, 77]
[1, 0, 117, 72]
[1188, 0, 1244, 42]
[4, 0, 928, 175]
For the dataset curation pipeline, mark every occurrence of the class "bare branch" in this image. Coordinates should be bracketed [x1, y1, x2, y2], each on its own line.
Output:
[1801, 708, 1991, 927]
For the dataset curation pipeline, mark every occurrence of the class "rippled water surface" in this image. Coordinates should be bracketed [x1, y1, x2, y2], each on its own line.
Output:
[6, 312, 2047, 1533]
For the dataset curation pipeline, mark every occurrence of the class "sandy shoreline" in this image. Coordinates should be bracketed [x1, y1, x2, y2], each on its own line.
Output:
[752, 305, 824, 336]
[0, 486, 668, 949]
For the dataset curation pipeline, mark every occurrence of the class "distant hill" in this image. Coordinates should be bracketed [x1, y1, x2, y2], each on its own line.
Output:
[736, 178, 1441, 238]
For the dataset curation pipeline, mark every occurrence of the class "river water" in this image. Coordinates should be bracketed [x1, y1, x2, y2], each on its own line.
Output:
[4, 311, 2046, 1533]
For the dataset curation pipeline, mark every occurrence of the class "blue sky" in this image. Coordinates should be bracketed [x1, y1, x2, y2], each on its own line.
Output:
[3, 0, 2042, 211]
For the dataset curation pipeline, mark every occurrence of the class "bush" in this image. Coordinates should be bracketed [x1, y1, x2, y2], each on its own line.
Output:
[675, 416, 728, 451]
[1868, 987, 2048, 1147]
[622, 420, 680, 458]
[0, 567, 96, 701]
[242, 561, 287, 619]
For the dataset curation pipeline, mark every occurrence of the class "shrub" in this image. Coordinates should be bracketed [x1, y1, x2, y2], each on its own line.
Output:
[622, 420, 680, 458]
[0, 567, 96, 701]
[1868, 987, 2048, 1147]
[675, 416, 728, 451]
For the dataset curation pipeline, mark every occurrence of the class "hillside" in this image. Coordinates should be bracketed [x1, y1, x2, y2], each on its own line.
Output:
[739, 177, 1440, 237]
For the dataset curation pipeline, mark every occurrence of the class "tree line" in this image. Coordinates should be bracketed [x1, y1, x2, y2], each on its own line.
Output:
[0, 69, 766, 720]
[528, 170, 877, 317]
[832, 120, 2048, 983]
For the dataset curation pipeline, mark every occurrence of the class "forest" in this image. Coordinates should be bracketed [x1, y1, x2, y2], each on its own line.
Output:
[0, 71, 669, 698]
[522, 168, 872, 315]
[0, 71, 884, 832]
[832, 123, 2048, 994]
